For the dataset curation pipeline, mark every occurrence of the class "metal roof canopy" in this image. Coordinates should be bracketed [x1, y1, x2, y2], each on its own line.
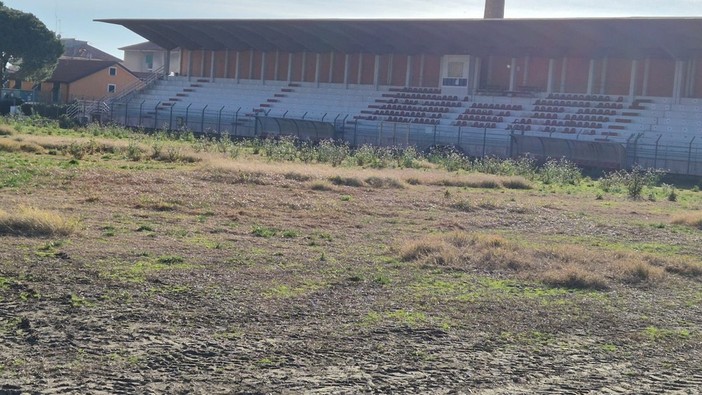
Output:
[98, 18, 702, 59]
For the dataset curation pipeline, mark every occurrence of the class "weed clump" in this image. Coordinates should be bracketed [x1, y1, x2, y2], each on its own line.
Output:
[0, 206, 77, 237]
[364, 176, 405, 189]
[542, 266, 609, 290]
[0, 125, 16, 135]
[328, 175, 364, 187]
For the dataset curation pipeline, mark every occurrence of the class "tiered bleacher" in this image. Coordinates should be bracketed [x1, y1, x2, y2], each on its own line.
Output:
[357, 87, 465, 125]
[118, 76, 702, 145]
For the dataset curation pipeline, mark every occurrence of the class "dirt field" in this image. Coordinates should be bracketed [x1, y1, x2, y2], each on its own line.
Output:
[1, 129, 702, 394]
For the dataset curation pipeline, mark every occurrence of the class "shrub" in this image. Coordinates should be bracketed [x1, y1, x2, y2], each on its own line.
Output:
[397, 146, 423, 168]
[316, 139, 349, 166]
[539, 158, 582, 185]
[0, 206, 78, 237]
[262, 136, 298, 161]
[126, 141, 143, 161]
[600, 166, 666, 199]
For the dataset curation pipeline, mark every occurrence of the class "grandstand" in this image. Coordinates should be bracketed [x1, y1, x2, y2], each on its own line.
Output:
[96, 8, 702, 175]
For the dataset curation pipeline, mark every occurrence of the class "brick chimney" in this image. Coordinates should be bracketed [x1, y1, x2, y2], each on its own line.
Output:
[484, 0, 505, 19]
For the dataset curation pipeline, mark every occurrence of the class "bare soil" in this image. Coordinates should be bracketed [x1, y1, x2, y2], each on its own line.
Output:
[1, 151, 702, 394]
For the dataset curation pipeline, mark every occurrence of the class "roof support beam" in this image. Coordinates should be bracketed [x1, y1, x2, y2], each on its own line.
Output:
[629, 59, 638, 98]
[642, 57, 650, 96]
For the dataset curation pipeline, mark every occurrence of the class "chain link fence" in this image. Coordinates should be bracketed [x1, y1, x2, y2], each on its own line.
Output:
[108, 100, 702, 176]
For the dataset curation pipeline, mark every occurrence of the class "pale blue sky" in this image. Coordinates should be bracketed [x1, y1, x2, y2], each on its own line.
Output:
[3, 0, 701, 58]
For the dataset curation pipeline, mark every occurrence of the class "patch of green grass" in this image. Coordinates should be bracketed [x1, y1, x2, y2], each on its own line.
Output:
[136, 224, 154, 232]
[642, 326, 692, 341]
[156, 255, 185, 265]
[281, 230, 299, 238]
[251, 225, 277, 238]
[187, 235, 223, 249]
[601, 344, 618, 352]
[0, 276, 11, 290]
[102, 225, 116, 237]
[500, 330, 554, 345]
[70, 293, 94, 308]
[99, 255, 196, 283]
[340, 194, 352, 202]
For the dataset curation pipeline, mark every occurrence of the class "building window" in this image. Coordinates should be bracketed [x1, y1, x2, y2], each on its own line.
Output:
[447, 62, 464, 78]
[107, 84, 116, 93]
[109, 67, 117, 76]
[145, 53, 154, 71]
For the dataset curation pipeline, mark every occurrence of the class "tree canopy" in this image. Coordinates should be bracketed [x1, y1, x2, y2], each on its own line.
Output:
[0, 2, 63, 88]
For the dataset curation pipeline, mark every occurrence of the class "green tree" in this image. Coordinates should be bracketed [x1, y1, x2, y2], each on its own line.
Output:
[0, 2, 63, 89]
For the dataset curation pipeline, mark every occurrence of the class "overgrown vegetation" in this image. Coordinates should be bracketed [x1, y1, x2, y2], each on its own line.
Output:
[0, 206, 77, 237]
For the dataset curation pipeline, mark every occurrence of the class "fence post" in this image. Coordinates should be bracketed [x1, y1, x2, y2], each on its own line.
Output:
[185, 103, 192, 131]
[457, 126, 462, 146]
[378, 122, 383, 146]
[482, 127, 487, 157]
[432, 124, 437, 146]
[688, 136, 696, 175]
[393, 123, 397, 146]
[234, 107, 241, 137]
[124, 98, 131, 126]
[154, 102, 160, 130]
[217, 106, 224, 134]
[353, 121, 358, 147]
[169, 103, 175, 130]
[138, 100, 145, 127]
[200, 105, 208, 134]
[653, 135, 662, 169]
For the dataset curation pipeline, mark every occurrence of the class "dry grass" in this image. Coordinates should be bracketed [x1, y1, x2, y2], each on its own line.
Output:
[615, 258, 665, 285]
[0, 124, 16, 136]
[542, 266, 609, 290]
[398, 232, 677, 289]
[309, 180, 334, 191]
[398, 231, 527, 270]
[645, 255, 702, 278]
[0, 206, 78, 237]
[501, 176, 534, 190]
[671, 212, 702, 229]
[364, 176, 405, 189]
[0, 139, 46, 154]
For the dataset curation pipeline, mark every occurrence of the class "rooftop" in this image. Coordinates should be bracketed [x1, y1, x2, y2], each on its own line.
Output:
[99, 17, 702, 59]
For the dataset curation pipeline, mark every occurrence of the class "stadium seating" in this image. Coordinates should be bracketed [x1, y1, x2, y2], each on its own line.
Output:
[121, 77, 702, 145]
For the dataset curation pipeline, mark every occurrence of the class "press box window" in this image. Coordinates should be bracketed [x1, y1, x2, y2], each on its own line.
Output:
[447, 62, 464, 78]
[109, 67, 117, 76]
[107, 84, 116, 93]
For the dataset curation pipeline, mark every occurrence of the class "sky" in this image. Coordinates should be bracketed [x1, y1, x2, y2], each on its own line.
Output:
[3, 0, 702, 58]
